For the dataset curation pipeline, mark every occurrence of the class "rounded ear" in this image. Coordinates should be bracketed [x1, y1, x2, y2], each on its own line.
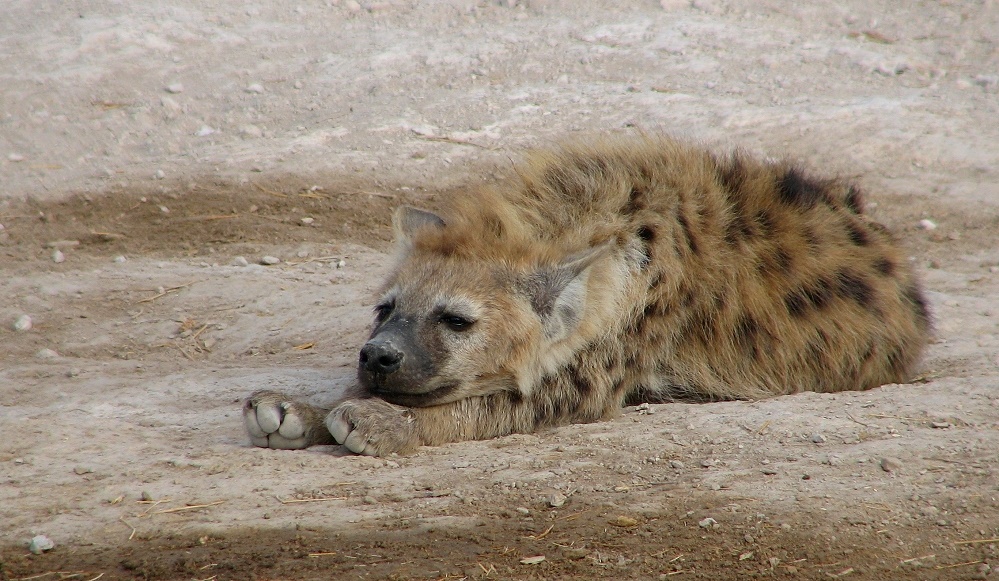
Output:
[392, 206, 445, 244]
[520, 242, 613, 340]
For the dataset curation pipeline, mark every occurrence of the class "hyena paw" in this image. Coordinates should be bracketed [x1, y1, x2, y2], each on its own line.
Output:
[326, 399, 419, 457]
[243, 390, 330, 450]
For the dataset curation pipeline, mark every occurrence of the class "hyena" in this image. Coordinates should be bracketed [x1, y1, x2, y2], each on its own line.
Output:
[244, 135, 930, 456]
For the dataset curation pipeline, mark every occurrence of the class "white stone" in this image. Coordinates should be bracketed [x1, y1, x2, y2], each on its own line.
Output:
[29, 535, 54, 554]
[13, 315, 32, 331]
[166, 83, 184, 94]
[52, 250, 65, 263]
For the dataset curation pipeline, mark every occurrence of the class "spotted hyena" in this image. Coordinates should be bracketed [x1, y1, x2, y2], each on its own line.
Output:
[243, 135, 930, 456]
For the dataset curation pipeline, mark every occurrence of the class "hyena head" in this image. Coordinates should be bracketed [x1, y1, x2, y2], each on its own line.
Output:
[357, 205, 610, 407]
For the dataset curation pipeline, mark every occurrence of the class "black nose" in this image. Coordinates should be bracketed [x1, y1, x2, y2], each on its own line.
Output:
[359, 341, 404, 374]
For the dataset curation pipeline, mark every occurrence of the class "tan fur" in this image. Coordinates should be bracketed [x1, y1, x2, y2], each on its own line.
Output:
[244, 135, 930, 456]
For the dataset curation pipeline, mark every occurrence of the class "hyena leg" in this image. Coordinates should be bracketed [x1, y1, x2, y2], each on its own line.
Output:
[243, 390, 336, 449]
[327, 392, 557, 457]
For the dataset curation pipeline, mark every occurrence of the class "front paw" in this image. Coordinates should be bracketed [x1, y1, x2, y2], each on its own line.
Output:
[326, 399, 419, 456]
[243, 390, 331, 449]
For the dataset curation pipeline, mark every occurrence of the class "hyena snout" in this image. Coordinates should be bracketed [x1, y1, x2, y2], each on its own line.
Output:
[359, 339, 404, 375]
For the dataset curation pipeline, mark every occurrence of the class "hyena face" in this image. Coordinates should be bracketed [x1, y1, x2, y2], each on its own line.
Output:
[356, 207, 608, 407]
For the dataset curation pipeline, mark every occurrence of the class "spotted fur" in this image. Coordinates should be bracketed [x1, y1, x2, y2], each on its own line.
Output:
[243, 135, 930, 455]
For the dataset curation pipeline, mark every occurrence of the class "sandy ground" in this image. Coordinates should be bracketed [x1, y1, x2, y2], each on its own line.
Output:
[2, 0, 999, 579]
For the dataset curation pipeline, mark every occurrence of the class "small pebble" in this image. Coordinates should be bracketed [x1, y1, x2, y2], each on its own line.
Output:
[515, 507, 530, 515]
[300, 217, 314, 225]
[246, 83, 265, 94]
[140, 491, 153, 501]
[154, 169, 165, 180]
[293, 80, 304, 89]
[810, 433, 827, 444]
[520, 555, 546, 565]
[931, 421, 952, 429]
[548, 492, 567, 508]
[233, 256, 249, 267]
[700, 459, 715, 468]
[669, 460, 684, 470]
[13, 314, 32, 331]
[240, 124, 263, 138]
[159, 205, 170, 214]
[28, 535, 54, 555]
[917, 219, 937, 230]
[165, 83, 184, 94]
[9, 153, 25, 162]
[698, 517, 718, 529]
[345, 0, 362, 11]
[336, 259, 346, 269]
[35, 348, 59, 359]
[880, 457, 902, 472]
[52, 249, 65, 263]
[761, 467, 778, 475]
[260, 255, 281, 265]
[66, 368, 81, 377]
[113, 255, 127, 263]
[196, 125, 216, 137]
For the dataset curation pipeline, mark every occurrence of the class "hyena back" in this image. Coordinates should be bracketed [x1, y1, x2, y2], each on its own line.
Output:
[243, 135, 930, 455]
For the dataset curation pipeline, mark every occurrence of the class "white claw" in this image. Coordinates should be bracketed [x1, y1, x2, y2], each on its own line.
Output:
[256, 405, 283, 433]
[327, 414, 352, 444]
[244, 410, 268, 439]
[277, 410, 306, 440]
[342, 430, 369, 455]
[268, 433, 308, 450]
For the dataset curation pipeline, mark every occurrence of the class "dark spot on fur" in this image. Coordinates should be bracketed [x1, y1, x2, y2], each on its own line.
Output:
[678, 285, 696, 308]
[755, 210, 775, 237]
[638, 225, 656, 242]
[624, 186, 645, 214]
[803, 227, 821, 251]
[886, 346, 907, 375]
[677, 212, 699, 255]
[643, 299, 670, 319]
[835, 270, 875, 309]
[874, 258, 894, 276]
[725, 213, 755, 245]
[784, 278, 833, 318]
[861, 342, 877, 363]
[904, 283, 931, 327]
[847, 222, 870, 246]
[845, 186, 865, 214]
[715, 154, 749, 195]
[734, 315, 761, 360]
[759, 246, 794, 277]
[778, 167, 827, 208]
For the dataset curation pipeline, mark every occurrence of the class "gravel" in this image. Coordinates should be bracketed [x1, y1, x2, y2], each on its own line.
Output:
[28, 535, 54, 554]
[13, 314, 32, 331]
[260, 256, 281, 265]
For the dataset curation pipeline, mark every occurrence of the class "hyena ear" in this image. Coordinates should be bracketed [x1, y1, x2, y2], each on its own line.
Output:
[522, 243, 612, 341]
[392, 206, 445, 245]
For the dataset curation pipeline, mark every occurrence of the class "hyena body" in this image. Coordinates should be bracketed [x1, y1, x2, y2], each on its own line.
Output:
[244, 136, 930, 456]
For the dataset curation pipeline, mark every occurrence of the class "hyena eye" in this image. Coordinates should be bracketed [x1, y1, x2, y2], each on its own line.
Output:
[373, 301, 395, 322]
[439, 313, 475, 332]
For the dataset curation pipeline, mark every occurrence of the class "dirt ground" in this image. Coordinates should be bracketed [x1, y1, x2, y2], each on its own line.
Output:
[2, 1, 998, 580]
